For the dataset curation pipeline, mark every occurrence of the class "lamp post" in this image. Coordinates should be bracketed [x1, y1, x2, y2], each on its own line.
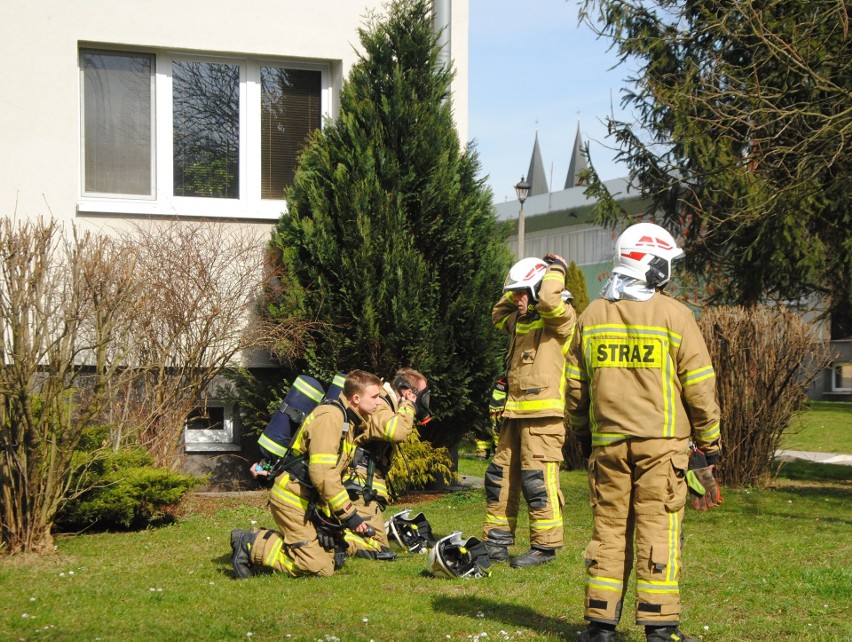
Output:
[514, 175, 531, 257]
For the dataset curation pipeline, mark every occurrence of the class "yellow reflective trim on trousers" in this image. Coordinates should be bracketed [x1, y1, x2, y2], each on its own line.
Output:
[697, 422, 721, 441]
[293, 377, 324, 401]
[586, 575, 624, 592]
[310, 453, 337, 465]
[271, 483, 311, 511]
[547, 461, 561, 521]
[637, 580, 680, 594]
[257, 433, 288, 457]
[531, 518, 562, 529]
[345, 531, 382, 551]
[329, 490, 349, 511]
[668, 509, 680, 582]
[485, 513, 518, 529]
[682, 365, 715, 386]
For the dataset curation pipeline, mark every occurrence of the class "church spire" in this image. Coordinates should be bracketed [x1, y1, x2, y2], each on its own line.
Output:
[565, 122, 588, 189]
[525, 131, 549, 196]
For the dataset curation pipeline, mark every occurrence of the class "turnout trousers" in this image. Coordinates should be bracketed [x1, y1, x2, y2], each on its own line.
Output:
[250, 495, 335, 577]
[482, 416, 565, 549]
[583, 437, 689, 626]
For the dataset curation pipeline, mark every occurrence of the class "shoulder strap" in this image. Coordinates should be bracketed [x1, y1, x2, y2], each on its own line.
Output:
[321, 398, 350, 436]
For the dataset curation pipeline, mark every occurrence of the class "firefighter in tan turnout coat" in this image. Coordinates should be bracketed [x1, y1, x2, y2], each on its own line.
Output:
[482, 254, 576, 568]
[230, 370, 384, 578]
[567, 223, 722, 642]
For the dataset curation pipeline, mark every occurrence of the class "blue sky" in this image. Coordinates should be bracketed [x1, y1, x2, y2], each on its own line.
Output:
[467, 0, 629, 203]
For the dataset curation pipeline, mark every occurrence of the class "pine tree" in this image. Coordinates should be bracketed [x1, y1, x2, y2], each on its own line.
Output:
[266, 0, 512, 446]
[580, 0, 851, 336]
[565, 260, 590, 316]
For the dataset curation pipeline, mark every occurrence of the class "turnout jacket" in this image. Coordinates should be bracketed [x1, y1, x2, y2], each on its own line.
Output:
[565, 292, 721, 456]
[271, 398, 366, 523]
[347, 395, 417, 500]
[495, 262, 576, 419]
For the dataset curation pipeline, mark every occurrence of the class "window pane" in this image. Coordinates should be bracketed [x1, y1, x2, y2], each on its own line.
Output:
[82, 51, 153, 195]
[261, 67, 321, 199]
[834, 363, 852, 390]
[173, 61, 239, 198]
[186, 406, 226, 430]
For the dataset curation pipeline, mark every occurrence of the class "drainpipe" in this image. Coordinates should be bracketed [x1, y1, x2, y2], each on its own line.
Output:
[433, 0, 451, 71]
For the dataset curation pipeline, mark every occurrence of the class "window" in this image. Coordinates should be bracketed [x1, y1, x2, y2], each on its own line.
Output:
[184, 401, 239, 451]
[832, 362, 852, 392]
[80, 47, 328, 219]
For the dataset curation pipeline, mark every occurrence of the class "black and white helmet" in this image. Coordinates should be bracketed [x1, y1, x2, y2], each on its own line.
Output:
[427, 532, 492, 579]
[384, 510, 435, 553]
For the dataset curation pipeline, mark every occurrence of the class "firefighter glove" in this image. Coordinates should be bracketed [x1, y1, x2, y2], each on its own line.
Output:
[687, 448, 721, 511]
[543, 253, 568, 271]
[342, 512, 365, 532]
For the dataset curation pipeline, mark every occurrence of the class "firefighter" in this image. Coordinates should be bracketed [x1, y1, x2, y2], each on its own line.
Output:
[567, 223, 722, 642]
[229, 370, 382, 578]
[482, 254, 576, 568]
[342, 367, 433, 558]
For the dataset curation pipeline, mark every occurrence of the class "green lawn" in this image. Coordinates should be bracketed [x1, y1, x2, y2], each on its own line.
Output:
[781, 402, 852, 453]
[1, 462, 849, 641]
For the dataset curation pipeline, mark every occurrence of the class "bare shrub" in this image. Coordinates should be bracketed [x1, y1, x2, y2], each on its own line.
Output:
[698, 305, 829, 487]
[0, 219, 138, 554]
[105, 222, 269, 469]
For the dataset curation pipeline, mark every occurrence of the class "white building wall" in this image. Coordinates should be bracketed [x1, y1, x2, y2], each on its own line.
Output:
[0, 0, 469, 232]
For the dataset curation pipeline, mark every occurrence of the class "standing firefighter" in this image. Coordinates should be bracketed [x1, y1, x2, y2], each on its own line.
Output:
[482, 254, 576, 568]
[230, 370, 381, 578]
[567, 223, 722, 642]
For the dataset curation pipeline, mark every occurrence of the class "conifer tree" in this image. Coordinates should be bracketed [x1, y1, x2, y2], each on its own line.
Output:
[565, 260, 591, 316]
[266, 0, 512, 446]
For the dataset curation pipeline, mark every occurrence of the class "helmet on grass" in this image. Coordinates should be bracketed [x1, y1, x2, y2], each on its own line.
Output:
[427, 532, 491, 579]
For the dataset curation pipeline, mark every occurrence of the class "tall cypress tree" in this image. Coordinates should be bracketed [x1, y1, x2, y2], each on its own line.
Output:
[267, 0, 512, 446]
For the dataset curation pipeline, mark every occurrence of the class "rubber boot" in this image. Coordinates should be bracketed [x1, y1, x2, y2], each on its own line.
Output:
[230, 529, 257, 579]
[577, 623, 616, 642]
[509, 546, 555, 568]
[645, 626, 697, 642]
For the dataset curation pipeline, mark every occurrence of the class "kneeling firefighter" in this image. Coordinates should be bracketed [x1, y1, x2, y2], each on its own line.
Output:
[342, 367, 437, 558]
[231, 370, 384, 578]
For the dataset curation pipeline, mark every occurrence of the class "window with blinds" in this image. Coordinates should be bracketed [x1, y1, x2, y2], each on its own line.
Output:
[261, 67, 321, 200]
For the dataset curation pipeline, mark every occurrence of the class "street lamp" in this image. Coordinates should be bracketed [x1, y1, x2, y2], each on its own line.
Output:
[514, 175, 531, 257]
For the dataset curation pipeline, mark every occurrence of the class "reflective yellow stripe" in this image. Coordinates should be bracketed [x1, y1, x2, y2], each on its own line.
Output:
[586, 575, 624, 592]
[505, 398, 565, 413]
[515, 318, 545, 334]
[666, 509, 680, 583]
[329, 490, 349, 511]
[310, 453, 337, 465]
[344, 532, 382, 552]
[257, 433, 288, 457]
[682, 365, 715, 386]
[539, 301, 565, 318]
[271, 483, 311, 511]
[697, 422, 721, 441]
[485, 513, 517, 529]
[566, 364, 586, 382]
[383, 415, 400, 440]
[637, 580, 680, 594]
[531, 518, 562, 529]
[583, 323, 682, 347]
[331, 373, 346, 388]
[591, 432, 629, 447]
[293, 377, 324, 401]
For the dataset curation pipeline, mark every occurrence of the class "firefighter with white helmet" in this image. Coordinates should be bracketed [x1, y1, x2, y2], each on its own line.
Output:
[481, 253, 576, 568]
[567, 223, 722, 642]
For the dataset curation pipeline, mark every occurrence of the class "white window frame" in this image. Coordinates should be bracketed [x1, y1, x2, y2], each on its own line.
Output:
[184, 400, 240, 452]
[831, 362, 852, 393]
[78, 47, 330, 220]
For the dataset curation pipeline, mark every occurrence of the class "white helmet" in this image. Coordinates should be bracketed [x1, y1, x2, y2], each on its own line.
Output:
[427, 532, 492, 579]
[384, 510, 435, 553]
[503, 257, 548, 302]
[612, 223, 685, 288]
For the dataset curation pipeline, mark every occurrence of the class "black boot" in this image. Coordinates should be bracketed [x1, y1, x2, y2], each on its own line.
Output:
[645, 626, 697, 642]
[577, 623, 616, 642]
[230, 529, 257, 579]
[509, 546, 555, 568]
[484, 541, 509, 562]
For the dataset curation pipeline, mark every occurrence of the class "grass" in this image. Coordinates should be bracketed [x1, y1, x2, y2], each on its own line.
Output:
[1, 457, 849, 642]
[781, 402, 852, 454]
